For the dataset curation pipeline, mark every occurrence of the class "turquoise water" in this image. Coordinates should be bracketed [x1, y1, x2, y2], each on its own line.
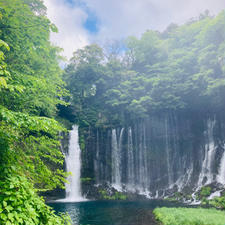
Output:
[49, 200, 183, 225]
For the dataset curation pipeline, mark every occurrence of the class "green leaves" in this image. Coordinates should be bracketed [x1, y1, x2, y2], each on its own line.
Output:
[0, 1, 71, 224]
[0, 106, 68, 191]
[0, 40, 9, 51]
[0, 0, 68, 117]
[0, 170, 71, 224]
[0, 39, 10, 90]
[0, 0, 69, 192]
[0, 76, 7, 88]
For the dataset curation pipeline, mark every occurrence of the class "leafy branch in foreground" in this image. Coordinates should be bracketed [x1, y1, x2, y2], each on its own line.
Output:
[0, 0, 72, 223]
[0, 167, 71, 225]
[0, 106, 69, 191]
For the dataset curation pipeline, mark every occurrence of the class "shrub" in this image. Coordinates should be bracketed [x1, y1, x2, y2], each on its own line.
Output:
[0, 167, 71, 225]
[153, 207, 225, 225]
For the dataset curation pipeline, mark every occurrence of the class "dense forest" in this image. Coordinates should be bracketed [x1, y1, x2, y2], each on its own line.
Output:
[63, 10, 225, 127]
[0, 0, 225, 224]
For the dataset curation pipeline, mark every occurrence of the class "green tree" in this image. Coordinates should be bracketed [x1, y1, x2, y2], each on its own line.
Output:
[0, 0, 68, 117]
[0, 0, 71, 223]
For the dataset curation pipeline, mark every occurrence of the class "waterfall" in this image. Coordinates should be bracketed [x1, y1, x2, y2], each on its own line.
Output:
[111, 129, 118, 187]
[94, 129, 100, 184]
[139, 123, 149, 193]
[165, 117, 173, 187]
[138, 124, 143, 190]
[111, 128, 124, 190]
[86, 114, 225, 200]
[217, 144, 225, 184]
[64, 125, 85, 202]
[127, 127, 135, 190]
[175, 164, 193, 192]
[198, 119, 216, 186]
[126, 124, 149, 195]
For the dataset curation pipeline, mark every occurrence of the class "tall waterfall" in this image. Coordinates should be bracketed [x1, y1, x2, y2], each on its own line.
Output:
[127, 127, 135, 190]
[137, 123, 149, 193]
[217, 145, 225, 184]
[111, 128, 124, 190]
[94, 129, 100, 184]
[165, 117, 173, 187]
[64, 125, 85, 202]
[198, 119, 216, 186]
[111, 125, 150, 194]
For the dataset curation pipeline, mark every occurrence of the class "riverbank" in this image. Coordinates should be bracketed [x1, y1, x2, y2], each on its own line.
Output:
[153, 207, 225, 225]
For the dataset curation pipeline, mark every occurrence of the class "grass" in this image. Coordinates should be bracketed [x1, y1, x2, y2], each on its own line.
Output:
[153, 207, 225, 225]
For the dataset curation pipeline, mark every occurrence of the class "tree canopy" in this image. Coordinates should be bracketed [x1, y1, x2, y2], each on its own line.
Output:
[63, 10, 225, 127]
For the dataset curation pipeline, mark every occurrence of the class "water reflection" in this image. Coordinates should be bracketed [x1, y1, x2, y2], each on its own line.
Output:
[65, 204, 80, 224]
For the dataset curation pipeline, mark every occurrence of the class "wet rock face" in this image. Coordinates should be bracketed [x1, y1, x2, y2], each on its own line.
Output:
[80, 112, 225, 199]
[42, 188, 65, 202]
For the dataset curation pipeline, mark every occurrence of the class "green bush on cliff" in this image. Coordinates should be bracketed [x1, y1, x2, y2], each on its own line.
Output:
[99, 190, 127, 200]
[200, 187, 212, 198]
[210, 196, 225, 209]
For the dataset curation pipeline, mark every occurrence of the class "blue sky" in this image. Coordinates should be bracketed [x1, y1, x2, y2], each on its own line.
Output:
[65, 0, 99, 33]
[44, 0, 225, 59]
[84, 12, 99, 33]
[82, 8, 99, 33]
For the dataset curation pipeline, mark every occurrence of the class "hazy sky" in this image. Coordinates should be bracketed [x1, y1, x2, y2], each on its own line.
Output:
[43, 0, 225, 59]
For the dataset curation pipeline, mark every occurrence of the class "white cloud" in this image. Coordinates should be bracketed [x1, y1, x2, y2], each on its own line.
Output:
[43, 0, 89, 60]
[43, 0, 225, 58]
[84, 0, 225, 40]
